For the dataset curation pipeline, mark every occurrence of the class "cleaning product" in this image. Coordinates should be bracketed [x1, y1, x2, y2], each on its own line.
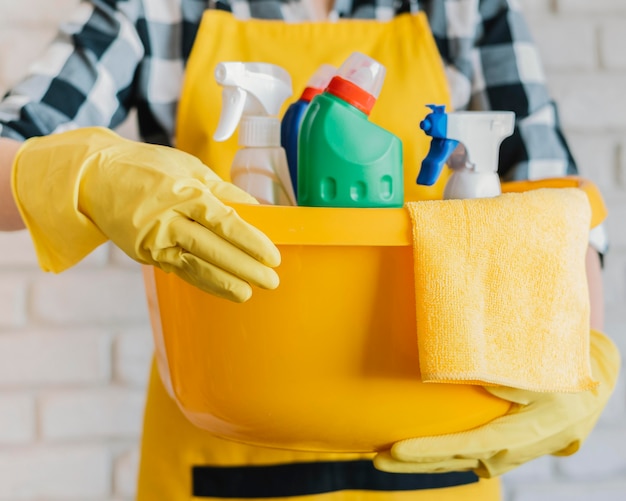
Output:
[297, 52, 403, 208]
[281, 63, 337, 195]
[214, 62, 296, 206]
[417, 104, 515, 199]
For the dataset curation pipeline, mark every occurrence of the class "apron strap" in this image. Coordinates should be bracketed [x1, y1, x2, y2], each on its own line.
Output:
[192, 461, 478, 497]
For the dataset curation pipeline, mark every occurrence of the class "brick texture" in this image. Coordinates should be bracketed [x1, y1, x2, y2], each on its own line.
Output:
[556, 0, 626, 14]
[0, 330, 111, 386]
[0, 394, 36, 445]
[114, 447, 140, 499]
[0, 445, 111, 499]
[0, 1, 625, 501]
[31, 268, 149, 325]
[528, 18, 596, 71]
[600, 20, 626, 69]
[113, 327, 154, 388]
[40, 388, 146, 441]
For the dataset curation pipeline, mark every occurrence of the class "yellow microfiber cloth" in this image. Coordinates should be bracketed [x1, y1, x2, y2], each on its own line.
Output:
[405, 188, 597, 392]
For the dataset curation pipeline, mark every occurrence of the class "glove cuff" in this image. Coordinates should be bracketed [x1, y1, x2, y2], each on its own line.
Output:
[10, 127, 121, 272]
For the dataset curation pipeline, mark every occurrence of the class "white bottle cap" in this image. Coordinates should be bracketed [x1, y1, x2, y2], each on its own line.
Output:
[306, 63, 337, 90]
[337, 52, 386, 99]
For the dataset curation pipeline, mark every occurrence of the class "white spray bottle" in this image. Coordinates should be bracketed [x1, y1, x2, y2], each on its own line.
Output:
[214, 62, 296, 206]
[416, 104, 515, 199]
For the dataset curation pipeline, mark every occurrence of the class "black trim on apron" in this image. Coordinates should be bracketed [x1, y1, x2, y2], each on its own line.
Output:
[192, 460, 478, 497]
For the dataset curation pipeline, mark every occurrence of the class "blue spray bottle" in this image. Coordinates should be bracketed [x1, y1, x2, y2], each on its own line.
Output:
[417, 105, 515, 199]
[281, 64, 337, 195]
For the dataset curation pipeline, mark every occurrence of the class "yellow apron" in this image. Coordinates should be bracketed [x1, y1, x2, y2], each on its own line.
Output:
[137, 10, 502, 500]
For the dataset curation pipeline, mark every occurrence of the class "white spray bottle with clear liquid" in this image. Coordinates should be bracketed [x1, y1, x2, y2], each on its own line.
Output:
[416, 104, 515, 199]
[214, 62, 296, 206]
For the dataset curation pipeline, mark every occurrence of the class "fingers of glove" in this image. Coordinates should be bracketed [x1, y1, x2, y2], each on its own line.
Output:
[159, 249, 255, 302]
[484, 386, 535, 406]
[186, 199, 281, 268]
[390, 403, 562, 464]
[553, 439, 581, 457]
[384, 339, 620, 480]
[206, 177, 261, 205]
[373, 451, 479, 474]
[390, 432, 502, 463]
[165, 218, 279, 291]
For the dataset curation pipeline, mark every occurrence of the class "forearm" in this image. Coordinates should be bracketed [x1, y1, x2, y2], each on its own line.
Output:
[587, 245, 604, 331]
[0, 138, 25, 231]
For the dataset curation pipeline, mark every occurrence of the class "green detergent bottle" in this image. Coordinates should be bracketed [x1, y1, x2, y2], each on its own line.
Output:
[297, 52, 403, 208]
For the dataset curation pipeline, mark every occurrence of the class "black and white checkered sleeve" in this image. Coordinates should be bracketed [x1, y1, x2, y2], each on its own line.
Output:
[428, 0, 578, 181]
[427, 0, 607, 253]
[472, 0, 578, 182]
[0, 0, 145, 140]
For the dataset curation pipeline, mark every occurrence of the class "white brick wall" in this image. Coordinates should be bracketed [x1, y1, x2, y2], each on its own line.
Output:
[0, 446, 112, 499]
[0, 1, 625, 500]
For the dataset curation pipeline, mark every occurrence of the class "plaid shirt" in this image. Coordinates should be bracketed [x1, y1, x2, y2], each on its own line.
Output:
[0, 0, 577, 180]
[0, 0, 609, 251]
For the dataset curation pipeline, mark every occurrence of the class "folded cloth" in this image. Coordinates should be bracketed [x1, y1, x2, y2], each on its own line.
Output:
[405, 188, 596, 392]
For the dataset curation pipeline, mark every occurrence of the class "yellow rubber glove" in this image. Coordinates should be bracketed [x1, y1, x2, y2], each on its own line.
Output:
[374, 329, 620, 478]
[11, 127, 280, 302]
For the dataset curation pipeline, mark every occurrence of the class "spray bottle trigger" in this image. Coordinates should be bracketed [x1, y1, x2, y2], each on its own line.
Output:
[425, 103, 446, 114]
[416, 138, 459, 186]
[213, 86, 247, 142]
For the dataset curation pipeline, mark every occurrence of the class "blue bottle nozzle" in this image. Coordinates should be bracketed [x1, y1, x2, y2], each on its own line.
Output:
[416, 137, 459, 186]
[416, 104, 458, 186]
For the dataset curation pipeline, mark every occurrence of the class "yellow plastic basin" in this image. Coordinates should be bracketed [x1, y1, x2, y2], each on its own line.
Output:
[147, 204, 510, 452]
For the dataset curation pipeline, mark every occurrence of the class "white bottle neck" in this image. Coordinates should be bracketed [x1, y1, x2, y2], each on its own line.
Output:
[239, 116, 281, 147]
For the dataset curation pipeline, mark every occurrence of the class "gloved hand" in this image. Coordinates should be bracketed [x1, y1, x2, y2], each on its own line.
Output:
[11, 127, 280, 302]
[374, 329, 620, 478]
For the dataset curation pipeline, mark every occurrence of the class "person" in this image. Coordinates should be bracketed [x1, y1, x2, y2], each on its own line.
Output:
[0, 0, 616, 500]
